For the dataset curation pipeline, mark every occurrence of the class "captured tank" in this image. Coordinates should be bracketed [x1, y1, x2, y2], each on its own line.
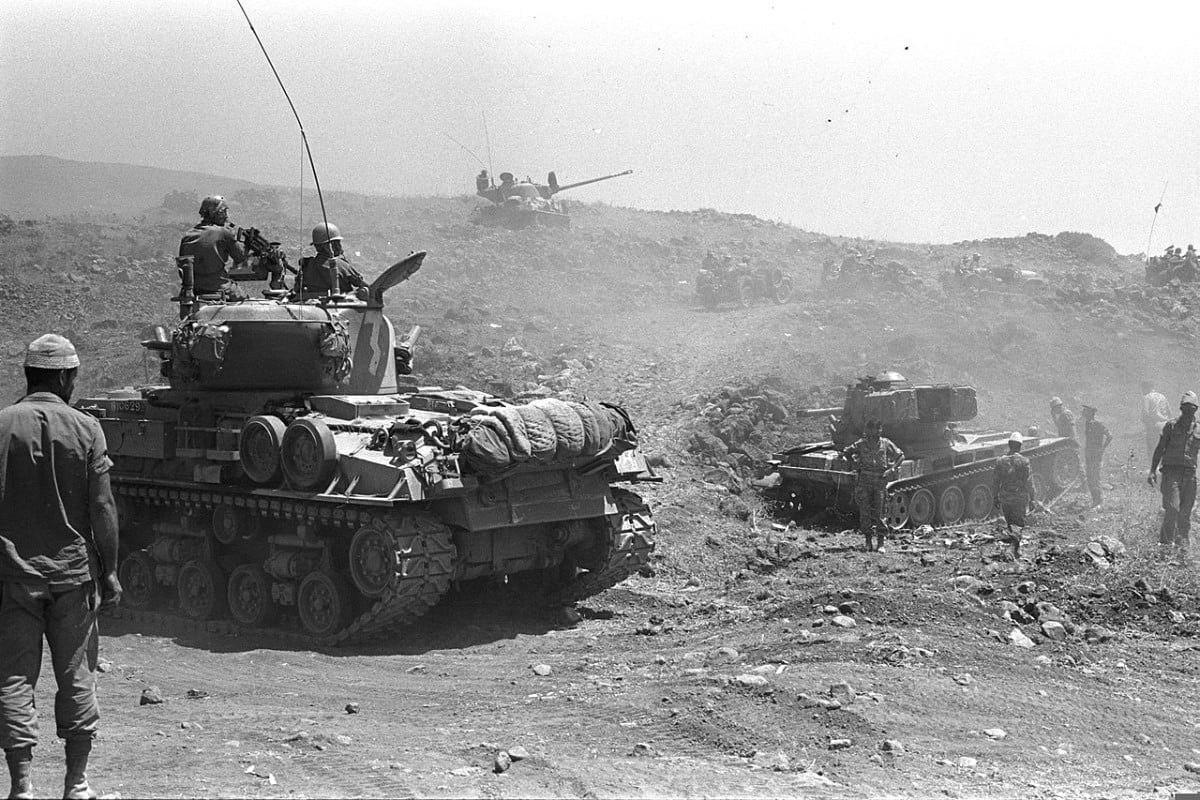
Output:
[473, 169, 633, 229]
[757, 372, 1079, 528]
[78, 253, 657, 645]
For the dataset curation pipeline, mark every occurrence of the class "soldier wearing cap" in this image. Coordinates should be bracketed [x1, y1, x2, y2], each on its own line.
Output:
[1081, 405, 1112, 507]
[841, 418, 905, 552]
[178, 195, 249, 300]
[993, 432, 1035, 557]
[298, 222, 368, 298]
[0, 335, 122, 800]
[1149, 391, 1200, 555]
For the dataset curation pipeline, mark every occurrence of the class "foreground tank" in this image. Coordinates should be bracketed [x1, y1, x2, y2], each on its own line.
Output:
[757, 372, 1079, 528]
[78, 253, 656, 645]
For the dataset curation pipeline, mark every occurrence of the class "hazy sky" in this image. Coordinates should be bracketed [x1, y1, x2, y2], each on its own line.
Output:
[2, 1, 1197, 253]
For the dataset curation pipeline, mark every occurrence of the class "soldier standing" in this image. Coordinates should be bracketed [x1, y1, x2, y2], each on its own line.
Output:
[178, 195, 249, 300]
[1049, 397, 1076, 440]
[1149, 392, 1200, 556]
[298, 222, 368, 298]
[841, 419, 904, 552]
[1081, 405, 1112, 507]
[0, 335, 122, 800]
[993, 432, 1035, 558]
[1141, 381, 1171, 463]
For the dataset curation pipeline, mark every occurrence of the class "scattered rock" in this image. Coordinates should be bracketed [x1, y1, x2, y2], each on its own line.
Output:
[139, 687, 164, 706]
[1185, 762, 1200, 775]
[750, 750, 790, 771]
[1016, 581, 1036, 594]
[1041, 621, 1067, 641]
[1083, 625, 1114, 644]
[97, 658, 113, 673]
[829, 681, 856, 705]
[733, 674, 771, 689]
[185, 689, 209, 699]
[984, 728, 1007, 740]
[828, 738, 852, 750]
[333, 734, 353, 746]
[450, 766, 473, 777]
[532, 664, 553, 676]
[880, 739, 905, 754]
[507, 746, 529, 761]
[179, 721, 202, 730]
[958, 756, 978, 768]
[1008, 628, 1035, 648]
[493, 751, 512, 773]
[345, 703, 360, 714]
[953, 673, 973, 686]
[831, 615, 856, 628]
[1168, 610, 1186, 624]
[1035, 655, 1052, 666]
[631, 742, 657, 757]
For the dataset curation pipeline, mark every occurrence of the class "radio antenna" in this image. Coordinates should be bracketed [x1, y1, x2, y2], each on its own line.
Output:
[482, 109, 495, 182]
[1146, 181, 1168, 257]
[235, 0, 330, 239]
[443, 132, 487, 170]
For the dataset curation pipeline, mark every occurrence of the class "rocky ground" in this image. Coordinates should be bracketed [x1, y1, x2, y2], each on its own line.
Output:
[3, 192, 1200, 798]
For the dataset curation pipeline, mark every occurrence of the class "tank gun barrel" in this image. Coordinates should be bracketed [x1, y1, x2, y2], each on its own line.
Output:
[798, 406, 842, 418]
[547, 169, 633, 196]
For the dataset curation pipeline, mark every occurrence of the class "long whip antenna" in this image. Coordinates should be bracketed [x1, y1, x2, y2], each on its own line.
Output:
[482, 109, 495, 181]
[1146, 181, 1168, 257]
[235, 0, 329, 237]
[444, 132, 487, 170]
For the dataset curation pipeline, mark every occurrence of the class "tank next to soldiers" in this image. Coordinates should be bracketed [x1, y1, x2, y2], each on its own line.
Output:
[695, 253, 794, 308]
[77, 253, 657, 645]
[756, 372, 1079, 528]
[473, 169, 633, 230]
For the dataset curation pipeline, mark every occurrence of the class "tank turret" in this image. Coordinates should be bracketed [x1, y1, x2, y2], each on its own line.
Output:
[831, 373, 978, 452]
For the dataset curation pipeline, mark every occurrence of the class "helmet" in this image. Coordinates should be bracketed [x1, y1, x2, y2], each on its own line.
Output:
[499, 172, 514, 182]
[199, 195, 228, 219]
[311, 222, 343, 246]
[1182, 391, 1198, 408]
[874, 370, 907, 384]
[1050, 396, 1063, 408]
[1008, 431, 1023, 444]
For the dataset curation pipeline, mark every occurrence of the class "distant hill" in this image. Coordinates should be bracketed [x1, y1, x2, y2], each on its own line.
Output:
[0, 155, 262, 219]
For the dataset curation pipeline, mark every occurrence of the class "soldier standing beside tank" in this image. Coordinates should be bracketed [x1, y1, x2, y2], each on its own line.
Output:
[841, 419, 904, 553]
[993, 432, 1035, 558]
[1141, 381, 1171, 463]
[0, 335, 122, 800]
[1148, 392, 1200, 557]
[298, 222, 368, 298]
[179, 195, 249, 300]
[1049, 397, 1076, 440]
[1081, 405, 1112, 508]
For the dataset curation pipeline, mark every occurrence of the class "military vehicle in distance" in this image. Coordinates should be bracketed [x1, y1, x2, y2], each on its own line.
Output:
[473, 169, 633, 229]
[78, 253, 656, 645]
[695, 252, 794, 308]
[756, 372, 1078, 528]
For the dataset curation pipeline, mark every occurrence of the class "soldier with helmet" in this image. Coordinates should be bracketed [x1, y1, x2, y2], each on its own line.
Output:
[1149, 391, 1200, 556]
[1049, 396, 1076, 441]
[178, 195, 249, 299]
[298, 222, 368, 298]
[993, 431, 1035, 558]
[841, 418, 905, 552]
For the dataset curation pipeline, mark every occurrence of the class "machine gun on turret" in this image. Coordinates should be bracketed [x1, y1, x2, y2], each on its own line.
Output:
[232, 226, 296, 289]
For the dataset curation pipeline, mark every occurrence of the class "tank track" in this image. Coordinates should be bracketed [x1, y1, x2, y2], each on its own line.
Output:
[111, 479, 455, 647]
[559, 488, 656, 603]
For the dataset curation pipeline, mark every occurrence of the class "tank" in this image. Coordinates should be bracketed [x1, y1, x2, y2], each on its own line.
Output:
[473, 169, 633, 230]
[756, 372, 1079, 528]
[77, 253, 657, 645]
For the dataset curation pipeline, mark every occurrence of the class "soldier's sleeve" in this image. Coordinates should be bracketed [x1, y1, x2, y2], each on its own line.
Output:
[85, 415, 113, 476]
[224, 225, 247, 265]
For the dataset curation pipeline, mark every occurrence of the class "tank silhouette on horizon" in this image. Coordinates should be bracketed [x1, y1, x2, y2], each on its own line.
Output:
[473, 168, 633, 229]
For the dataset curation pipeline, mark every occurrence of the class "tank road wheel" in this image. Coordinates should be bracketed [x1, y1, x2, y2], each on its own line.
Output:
[239, 415, 287, 485]
[281, 418, 339, 491]
[908, 488, 936, 527]
[966, 484, 994, 521]
[211, 504, 255, 546]
[885, 491, 911, 530]
[227, 564, 278, 628]
[177, 560, 228, 620]
[348, 523, 397, 598]
[297, 570, 357, 639]
[773, 275, 794, 304]
[118, 551, 160, 609]
[937, 485, 965, 525]
[1051, 450, 1080, 488]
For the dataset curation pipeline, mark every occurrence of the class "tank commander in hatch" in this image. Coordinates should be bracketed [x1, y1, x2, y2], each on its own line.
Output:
[178, 194, 249, 300]
[298, 222, 368, 299]
[841, 418, 904, 553]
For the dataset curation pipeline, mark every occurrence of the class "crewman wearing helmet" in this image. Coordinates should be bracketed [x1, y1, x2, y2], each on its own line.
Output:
[840, 418, 905, 552]
[298, 222, 367, 297]
[993, 432, 1035, 558]
[178, 195, 248, 299]
[1049, 396, 1076, 441]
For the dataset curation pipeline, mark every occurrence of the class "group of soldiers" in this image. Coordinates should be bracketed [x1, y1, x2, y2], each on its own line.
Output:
[1145, 243, 1199, 286]
[178, 194, 368, 301]
[838, 386, 1200, 559]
